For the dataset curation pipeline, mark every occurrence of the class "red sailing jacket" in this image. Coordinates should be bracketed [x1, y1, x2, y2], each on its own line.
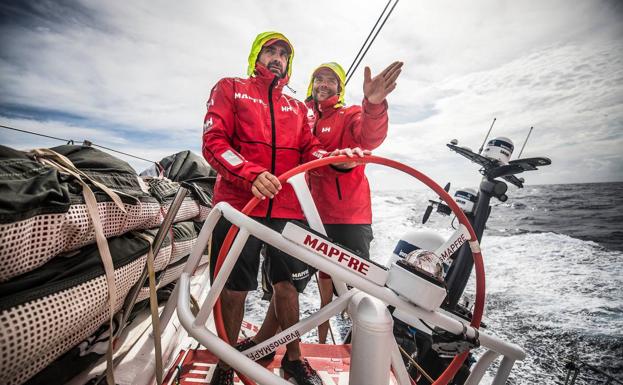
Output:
[202, 64, 325, 219]
[306, 95, 388, 224]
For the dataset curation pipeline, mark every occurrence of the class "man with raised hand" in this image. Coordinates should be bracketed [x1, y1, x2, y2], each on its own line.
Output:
[305, 61, 402, 343]
[202, 31, 365, 385]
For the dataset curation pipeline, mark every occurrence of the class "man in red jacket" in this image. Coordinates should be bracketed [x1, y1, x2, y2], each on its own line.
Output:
[202, 32, 363, 385]
[305, 61, 402, 343]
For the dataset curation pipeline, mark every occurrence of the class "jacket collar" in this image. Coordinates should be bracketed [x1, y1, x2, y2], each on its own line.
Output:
[252, 64, 289, 96]
[307, 95, 340, 117]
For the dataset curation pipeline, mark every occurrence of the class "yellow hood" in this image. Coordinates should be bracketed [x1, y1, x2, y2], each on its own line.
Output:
[247, 31, 294, 79]
[306, 62, 346, 108]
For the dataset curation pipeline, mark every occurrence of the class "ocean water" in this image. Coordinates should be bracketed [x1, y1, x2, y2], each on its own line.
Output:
[245, 182, 623, 384]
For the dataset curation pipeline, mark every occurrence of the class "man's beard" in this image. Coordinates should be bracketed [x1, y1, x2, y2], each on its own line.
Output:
[313, 87, 335, 101]
[267, 61, 284, 77]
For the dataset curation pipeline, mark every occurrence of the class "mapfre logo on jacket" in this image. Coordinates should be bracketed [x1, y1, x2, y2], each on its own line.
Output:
[234, 92, 267, 106]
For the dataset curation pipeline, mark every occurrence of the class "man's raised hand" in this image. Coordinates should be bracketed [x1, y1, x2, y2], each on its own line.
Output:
[363, 61, 403, 104]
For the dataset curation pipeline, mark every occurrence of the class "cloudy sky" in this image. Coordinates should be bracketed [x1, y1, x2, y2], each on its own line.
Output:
[1, 0, 621, 191]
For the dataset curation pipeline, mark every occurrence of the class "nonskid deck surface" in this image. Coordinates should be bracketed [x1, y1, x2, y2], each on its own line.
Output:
[164, 343, 398, 385]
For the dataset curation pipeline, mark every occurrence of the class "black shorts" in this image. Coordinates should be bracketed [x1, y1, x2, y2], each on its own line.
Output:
[262, 223, 374, 297]
[210, 216, 316, 292]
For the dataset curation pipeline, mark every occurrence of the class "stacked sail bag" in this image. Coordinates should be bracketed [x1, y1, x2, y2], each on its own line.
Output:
[29, 152, 216, 384]
[0, 148, 215, 384]
[0, 144, 162, 282]
[0, 144, 166, 385]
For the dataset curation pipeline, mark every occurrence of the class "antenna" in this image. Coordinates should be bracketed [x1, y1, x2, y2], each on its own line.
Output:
[517, 126, 534, 158]
[478, 117, 496, 154]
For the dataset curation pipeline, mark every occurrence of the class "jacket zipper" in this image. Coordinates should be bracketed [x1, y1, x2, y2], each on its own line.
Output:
[266, 76, 278, 219]
[308, 102, 322, 197]
[312, 101, 322, 135]
[314, 102, 342, 200]
[335, 178, 342, 200]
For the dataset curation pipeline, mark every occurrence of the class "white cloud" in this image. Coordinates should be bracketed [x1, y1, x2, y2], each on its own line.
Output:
[373, 38, 623, 187]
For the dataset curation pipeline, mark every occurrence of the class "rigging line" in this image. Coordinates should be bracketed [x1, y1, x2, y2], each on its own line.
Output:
[1, 123, 157, 164]
[397, 344, 434, 384]
[90, 142, 156, 163]
[345, 0, 399, 86]
[0, 124, 72, 143]
[344, 0, 392, 80]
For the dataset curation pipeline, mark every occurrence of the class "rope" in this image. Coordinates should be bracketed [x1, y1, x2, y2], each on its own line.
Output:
[135, 233, 164, 385]
[91, 142, 156, 163]
[344, 0, 392, 80]
[345, 0, 400, 86]
[31, 149, 120, 385]
[1, 124, 73, 143]
[398, 344, 434, 383]
[1, 123, 157, 164]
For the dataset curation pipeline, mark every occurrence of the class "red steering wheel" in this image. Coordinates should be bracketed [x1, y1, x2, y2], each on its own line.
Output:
[211, 155, 485, 385]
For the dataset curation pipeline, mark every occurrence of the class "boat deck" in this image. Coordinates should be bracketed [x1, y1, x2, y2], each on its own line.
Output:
[164, 343, 398, 385]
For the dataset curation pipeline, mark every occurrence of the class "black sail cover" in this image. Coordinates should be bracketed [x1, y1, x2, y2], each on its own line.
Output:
[0, 145, 72, 224]
[142, 150, 216, 206]
[0, 232, 150, 311]
[0, 144, 162, 282]
[51, 144, 154, 202]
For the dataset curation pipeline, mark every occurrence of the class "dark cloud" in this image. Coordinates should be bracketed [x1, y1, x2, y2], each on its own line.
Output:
[0, 0, 117, 68]
[0, 102, 89, 124]
[0, 1, 110, 33]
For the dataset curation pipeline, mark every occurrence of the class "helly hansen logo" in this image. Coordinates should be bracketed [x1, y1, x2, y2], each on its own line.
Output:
[234, 92, 266, 106]
[321, 127, 331, 133]
[281, 104, 298, 114]
[203, 117, 213, 133]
